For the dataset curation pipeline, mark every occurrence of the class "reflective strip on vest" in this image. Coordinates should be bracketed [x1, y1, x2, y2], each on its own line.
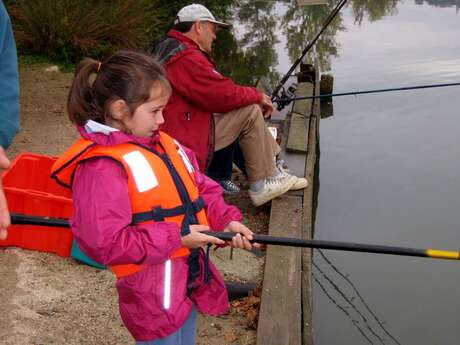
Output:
[174, 140, 194, 174]
[122, 150, 159, 192]
[164, 259, 172, 310]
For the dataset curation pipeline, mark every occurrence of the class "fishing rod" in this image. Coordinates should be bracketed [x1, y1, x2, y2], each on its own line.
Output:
[9, 213, 460, 261]
[202, 232, 460, 261]
[273, 81, 460, 105]
[271, 0, 348, 103]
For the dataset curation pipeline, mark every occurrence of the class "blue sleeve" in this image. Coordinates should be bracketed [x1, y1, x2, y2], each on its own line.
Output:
[0, 2, 19, 148]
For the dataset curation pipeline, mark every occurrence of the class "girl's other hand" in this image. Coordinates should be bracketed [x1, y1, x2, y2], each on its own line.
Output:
[181, 224, 225, 249]
[224, 221, 259, 250]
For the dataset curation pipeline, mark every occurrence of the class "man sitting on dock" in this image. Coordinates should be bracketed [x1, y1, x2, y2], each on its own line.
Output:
[150, 3, 308, 206]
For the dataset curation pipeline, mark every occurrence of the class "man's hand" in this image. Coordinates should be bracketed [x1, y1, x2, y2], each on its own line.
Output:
[181, 224, 225, 249]
[259, 93, 274, 119]
[0, 147, 11, 240]
[223, 221, 259, 250]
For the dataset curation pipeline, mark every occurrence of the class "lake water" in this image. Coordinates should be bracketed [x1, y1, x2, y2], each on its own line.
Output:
[229, 0, 460, 344]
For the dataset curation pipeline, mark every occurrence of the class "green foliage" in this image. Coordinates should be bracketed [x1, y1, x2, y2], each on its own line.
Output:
[7, 0, 237, 66]
[18, 54, 77, 72]
[18, 54, 55, 66]
[7, 0, 153, 64]
[9, 0, 402, 87]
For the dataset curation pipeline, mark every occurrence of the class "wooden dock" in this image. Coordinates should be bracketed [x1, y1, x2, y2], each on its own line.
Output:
[257, 66, 320, 345]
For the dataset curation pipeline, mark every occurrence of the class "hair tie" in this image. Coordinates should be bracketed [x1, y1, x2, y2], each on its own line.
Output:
[96, 62, 102, 73]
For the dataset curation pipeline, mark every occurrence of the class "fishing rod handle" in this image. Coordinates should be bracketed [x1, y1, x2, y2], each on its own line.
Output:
[10, 213, 70, 228]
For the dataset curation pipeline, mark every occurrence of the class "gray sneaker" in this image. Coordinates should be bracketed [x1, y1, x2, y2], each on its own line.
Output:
[248, 174, 296, 206]
[219, 180, 241, 194]
[276, 159, 308, 190]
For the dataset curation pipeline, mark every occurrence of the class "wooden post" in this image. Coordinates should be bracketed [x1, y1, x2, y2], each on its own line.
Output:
[320, 74, 334, 95]
[301, 68, 321, 345]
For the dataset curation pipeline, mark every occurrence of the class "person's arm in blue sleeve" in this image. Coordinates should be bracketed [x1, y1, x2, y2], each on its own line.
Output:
[0, 2, 20, 148]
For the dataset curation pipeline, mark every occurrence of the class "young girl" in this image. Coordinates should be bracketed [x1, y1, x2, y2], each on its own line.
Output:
[51, 51, 256, 344]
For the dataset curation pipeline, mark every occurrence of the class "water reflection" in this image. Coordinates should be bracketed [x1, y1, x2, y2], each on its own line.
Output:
[216, 0, 460, 89]
[312, 1, 460, 344]
[415, 0, 460, 10]
[217, 0, 408, 90]
[214, 0, 280, 87]
[320, 97, 334, 118]
[350, 0, 399, 24]
[220, 0, 460, 344]
[281, 1, 344, 72]
[212, 3, 460, 341]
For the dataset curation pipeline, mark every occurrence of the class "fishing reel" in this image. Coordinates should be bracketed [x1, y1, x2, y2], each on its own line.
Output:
[274, 83, 298, 111]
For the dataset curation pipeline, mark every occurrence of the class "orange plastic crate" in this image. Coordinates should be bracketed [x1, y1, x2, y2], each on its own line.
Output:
[0, 153, 74, 257]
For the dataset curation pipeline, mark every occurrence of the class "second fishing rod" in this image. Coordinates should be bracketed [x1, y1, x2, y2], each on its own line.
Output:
[272, 81, 460, 104]
[271, 0, 349, 103]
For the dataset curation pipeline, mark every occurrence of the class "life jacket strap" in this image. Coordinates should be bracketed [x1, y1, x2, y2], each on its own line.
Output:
[131, 197, 205, 224]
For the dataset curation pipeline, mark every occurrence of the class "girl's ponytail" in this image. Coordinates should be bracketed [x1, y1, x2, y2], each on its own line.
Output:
[67, 51, 170, 127]
[67, 58, 104, 126]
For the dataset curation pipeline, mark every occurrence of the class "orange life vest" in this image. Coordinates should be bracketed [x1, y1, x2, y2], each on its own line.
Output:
[51, 131, 208, 278]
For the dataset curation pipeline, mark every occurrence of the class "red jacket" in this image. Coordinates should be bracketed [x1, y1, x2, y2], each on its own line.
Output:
[160, 29, 262, 170]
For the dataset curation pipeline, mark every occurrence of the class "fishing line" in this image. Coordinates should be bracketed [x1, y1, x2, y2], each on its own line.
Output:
[317, 249, 402, 345]
[313, 261, 386, 344]
[313, 273, 375, 345]
[274, 81, 460, 103]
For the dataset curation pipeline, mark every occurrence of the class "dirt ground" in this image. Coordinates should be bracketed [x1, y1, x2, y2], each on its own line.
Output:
[0, 64, 269, 345]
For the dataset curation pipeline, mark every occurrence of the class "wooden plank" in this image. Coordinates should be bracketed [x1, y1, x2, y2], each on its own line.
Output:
[301, 75, 321, 345]
[292, 83, 313, 116]
[286, 83, 314, 153]
[284, 133, 306, 188]
[282, 112, 307, 178]
[286, 113, 309, 153]
[256, 195, 303, 345]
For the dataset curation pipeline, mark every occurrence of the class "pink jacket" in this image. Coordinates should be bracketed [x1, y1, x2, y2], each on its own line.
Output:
[70, 125, 242, 341]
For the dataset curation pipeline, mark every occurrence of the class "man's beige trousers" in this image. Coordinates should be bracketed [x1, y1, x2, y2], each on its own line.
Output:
[213, 105, 280, 182]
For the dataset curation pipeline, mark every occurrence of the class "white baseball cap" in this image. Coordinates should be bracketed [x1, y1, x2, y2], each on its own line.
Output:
[174, 4, 231, 28]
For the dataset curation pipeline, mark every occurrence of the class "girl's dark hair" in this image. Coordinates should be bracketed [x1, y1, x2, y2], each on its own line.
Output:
[67, 50, 171, 126]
